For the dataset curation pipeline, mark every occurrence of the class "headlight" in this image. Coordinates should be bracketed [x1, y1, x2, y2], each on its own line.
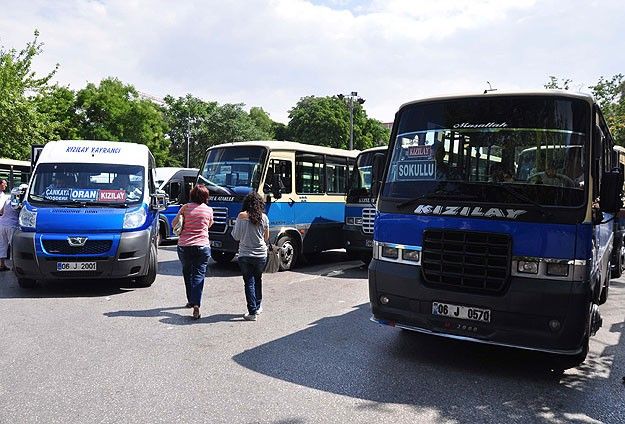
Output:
[381, 246, 399, 259]
[229, 218, 237, 226]
[19, 208, 37, 228]
[123, 207, 147, 229]
[346, 217, 355, 225]
[546, 263, 569, 277]
[354, 217, 363, 225]
[517, 260, 539, 274]
[402, 249, 420, 262]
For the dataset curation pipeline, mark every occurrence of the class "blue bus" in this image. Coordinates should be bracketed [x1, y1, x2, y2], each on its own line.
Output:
[368, 91, 623, 369]
[11, 140, 167, 288]
[197, 141, 358, 270]
[344, 146, 387, 264]
[154, 167, 198, 244]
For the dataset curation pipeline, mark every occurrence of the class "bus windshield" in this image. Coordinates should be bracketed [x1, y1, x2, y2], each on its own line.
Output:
[383, 96, 590, 207]
[348, 151, 377, 197]
[199, 146, 266, 194]
[29, 163, 145, 205]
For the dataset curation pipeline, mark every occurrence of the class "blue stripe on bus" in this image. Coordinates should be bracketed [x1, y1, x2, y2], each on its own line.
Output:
[374, 213, 586, 259]
[209, 200, 346, 225]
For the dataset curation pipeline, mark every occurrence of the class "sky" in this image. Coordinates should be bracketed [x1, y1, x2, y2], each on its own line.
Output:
[1, 0, 624, 124]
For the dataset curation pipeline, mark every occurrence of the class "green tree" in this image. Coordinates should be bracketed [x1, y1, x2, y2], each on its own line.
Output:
[249, 107, 274, 139]
[287, 95, 389, 150]
[34, 85, 80, 141]
[544, 76, 572, 90]
[74, 77, 170, 165]
[590, 74, 625, 146]
[163, 95, 268, 168]
[0, 30, 58, 159]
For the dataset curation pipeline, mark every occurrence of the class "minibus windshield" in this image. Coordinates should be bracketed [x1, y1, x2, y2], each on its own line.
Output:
[383, 96, 590, 208]
[29, 163, 145, 205]
[199, 146, 266, 192]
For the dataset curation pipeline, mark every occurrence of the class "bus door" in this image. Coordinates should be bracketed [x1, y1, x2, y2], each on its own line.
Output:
[263, 156, 295, 234]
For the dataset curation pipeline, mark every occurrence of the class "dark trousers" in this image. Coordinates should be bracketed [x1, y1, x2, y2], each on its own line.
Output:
[177, 245, 210, 307]
[238, 256, 267, 314]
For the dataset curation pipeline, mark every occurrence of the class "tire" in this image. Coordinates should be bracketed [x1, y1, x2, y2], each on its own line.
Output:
[551, 336, 589, 372]
[361, 253, 373, 266]
[135, 243, 157, 287]
[17, 278, 37, 289]
[346, 249, 360, 260]
[599, 263, 610, 305]
[157, 223, 165, 246]
[211, 250, 236, 264]
[277, 235, 298, 271]
[611, 243, 624, 279]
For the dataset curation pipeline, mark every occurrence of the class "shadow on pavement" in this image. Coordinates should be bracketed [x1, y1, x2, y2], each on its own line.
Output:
[232, 302, 623, 423]
[104, 306, 242, 325]
[0, 274, 135, 299]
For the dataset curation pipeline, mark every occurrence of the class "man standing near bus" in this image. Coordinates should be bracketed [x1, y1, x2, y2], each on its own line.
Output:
[0, 180, 8, 211]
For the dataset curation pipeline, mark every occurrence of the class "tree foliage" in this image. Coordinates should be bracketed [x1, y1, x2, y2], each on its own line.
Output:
[0, 31, 59, 159]
[163, 95, 268, 168]
[74, 77, 170, 165]
[287, 95, 389, 150]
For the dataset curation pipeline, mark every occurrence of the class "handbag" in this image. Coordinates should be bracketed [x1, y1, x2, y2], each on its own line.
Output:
[173, 205, 186, 236]
[264, 244, 281, 273]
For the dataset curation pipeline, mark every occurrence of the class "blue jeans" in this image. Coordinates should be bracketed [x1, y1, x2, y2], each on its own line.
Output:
[238, 256, 267, 314]
[177, 245, 210, 307]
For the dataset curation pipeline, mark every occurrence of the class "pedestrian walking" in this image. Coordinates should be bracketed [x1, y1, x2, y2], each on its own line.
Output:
[172, 184, 214, 319]
[232, 192, 269, 321]
[0, 184, 23, 271]
[0, 179, 8, 209]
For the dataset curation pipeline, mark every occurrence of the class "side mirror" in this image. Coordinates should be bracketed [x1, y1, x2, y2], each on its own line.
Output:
[371, 153, 385, 198]
[599, 168, 624, 213]
[151, 191, 168, 211]
[271, 174, 283, 200]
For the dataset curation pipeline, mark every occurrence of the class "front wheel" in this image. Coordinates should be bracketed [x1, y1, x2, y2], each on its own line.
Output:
[17, 278, 37, 289]
[277, 235, 298, 271]
[211, 250, 236, 264]
[135, 244, 157, 287]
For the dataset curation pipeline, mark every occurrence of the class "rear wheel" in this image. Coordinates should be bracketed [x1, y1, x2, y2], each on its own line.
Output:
[135, 243, 157, 287]
[211, 250, 236, 264]
[277, 235, 298, 271]
[611, 243, 624, 279]
[599, 263, 610, 305]
[17, 278, 37, 289]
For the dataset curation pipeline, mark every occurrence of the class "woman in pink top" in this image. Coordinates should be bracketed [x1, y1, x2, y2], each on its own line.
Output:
[172, 184, 214, 319]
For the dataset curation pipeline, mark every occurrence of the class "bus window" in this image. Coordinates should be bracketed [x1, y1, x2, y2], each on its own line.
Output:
[296, 153, 325, 194]
[326, 156, 349, 194]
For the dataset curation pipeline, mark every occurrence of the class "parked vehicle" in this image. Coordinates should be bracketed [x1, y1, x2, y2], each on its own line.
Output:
[11, 140, 167, 288]
[610, 145, 625, 278]
[154, 167, 198, 244]
[197, 140, 358, 270]
[344, 146, 387, 264]
[368, 91, 622, 369]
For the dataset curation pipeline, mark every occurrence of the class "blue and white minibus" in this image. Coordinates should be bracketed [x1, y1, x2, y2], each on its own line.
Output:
[154, 167, 199, 244]
[197, 140, 358, 270]
[11, 140, 166, 288]
[368, 91, 623, 369]
[344, 146, 387, 264]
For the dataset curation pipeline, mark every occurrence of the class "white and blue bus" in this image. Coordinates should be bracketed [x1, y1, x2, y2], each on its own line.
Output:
[197, 140, 358, 270]
[154, 167, 199, 244]
[344, 146, 387, 264]
[369, 91, 623, 369]
[11, 140, 167, 288]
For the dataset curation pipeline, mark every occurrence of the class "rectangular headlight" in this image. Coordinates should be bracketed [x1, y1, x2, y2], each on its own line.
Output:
[517, 260, 539, 274]
[402, 249, 420, 262]
[381, 246, 399, 259]
[354, 217, 363, 225]
[546, 263, 569, 277]
[229, 218, 237, 226]
[346, 217, 355, 225]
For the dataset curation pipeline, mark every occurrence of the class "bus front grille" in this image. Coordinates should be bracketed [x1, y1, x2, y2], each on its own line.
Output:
[362, 208, 376, 234]
[42, 239, 113, 255]
[209, 207, 229, 234]
[421, 229, 511, 294]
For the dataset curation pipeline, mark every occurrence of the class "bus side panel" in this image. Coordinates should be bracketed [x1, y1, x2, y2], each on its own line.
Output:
[291, 197, 346, 253]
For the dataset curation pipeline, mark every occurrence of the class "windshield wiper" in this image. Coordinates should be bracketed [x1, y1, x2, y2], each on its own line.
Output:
[398, 191, 478, 209]
[492, 183, 552, 217]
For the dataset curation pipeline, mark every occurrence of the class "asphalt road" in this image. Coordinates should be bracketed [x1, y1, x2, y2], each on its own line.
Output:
[1, 246, 624, 424]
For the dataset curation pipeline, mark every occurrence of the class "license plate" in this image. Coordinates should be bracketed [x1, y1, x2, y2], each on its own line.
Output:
[366, 239, 373, 247]
[56, 262, 97, 272]
[210, 240, 222, 247]
[432, 302, 491, 323]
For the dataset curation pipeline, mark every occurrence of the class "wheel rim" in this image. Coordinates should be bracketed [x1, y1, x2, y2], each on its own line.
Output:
[280, 241, 294, 267]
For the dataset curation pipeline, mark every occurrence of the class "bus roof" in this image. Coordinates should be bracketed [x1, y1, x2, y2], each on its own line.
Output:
[359, 146, 388, 155]
[398, 90, 595, 111]
[37, 140, 154, 167]
[206, 140, 360, 158]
